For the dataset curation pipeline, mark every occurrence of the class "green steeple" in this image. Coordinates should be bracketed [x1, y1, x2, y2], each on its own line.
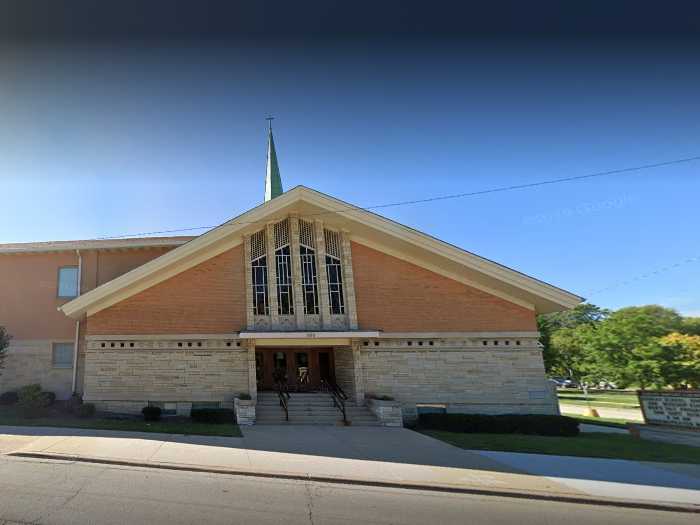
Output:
[264, 119, 283, 202]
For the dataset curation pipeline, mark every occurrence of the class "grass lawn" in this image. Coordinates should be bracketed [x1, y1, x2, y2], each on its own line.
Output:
[0, 407, 242, 437]
[557, 391, 640, 408]
[421, 430, 700, 464]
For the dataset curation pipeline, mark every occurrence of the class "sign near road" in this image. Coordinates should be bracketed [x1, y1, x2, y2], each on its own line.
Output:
[638, 390, 700, 429]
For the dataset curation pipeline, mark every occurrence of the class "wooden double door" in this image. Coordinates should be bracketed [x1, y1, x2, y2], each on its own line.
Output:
[256, 348, 335, 391]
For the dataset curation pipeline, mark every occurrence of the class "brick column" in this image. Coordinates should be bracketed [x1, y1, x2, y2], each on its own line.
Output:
[247, 339, 257, 401]
[314, 220, 331, 329]
[352, 339, 365, 404]
[289, 215, 305, 330]
[243, 234, 254, 330]
[265, 222, 280, 328]
[340, 230, 359, 330]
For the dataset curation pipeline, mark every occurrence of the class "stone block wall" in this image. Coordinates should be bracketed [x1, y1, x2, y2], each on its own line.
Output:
[234, 398, 256, 425]
[333, 346, 356, 400]
[367, 398, 403, 427]
[83, 341, 249, 414]
[359, 337, 555, 417]
[0, 340, 73, 399]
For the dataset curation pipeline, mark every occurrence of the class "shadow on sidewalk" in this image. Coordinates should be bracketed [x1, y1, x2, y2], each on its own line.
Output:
[2, 424, 700, 492]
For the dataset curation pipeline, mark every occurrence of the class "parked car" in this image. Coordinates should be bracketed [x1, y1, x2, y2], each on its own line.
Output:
[597, 380, 618, 390]
[548, 377, 578, 388]
[548, 377, 567, 387]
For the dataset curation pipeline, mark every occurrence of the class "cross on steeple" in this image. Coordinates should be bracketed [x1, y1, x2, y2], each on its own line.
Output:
[264, 117, 283, 202]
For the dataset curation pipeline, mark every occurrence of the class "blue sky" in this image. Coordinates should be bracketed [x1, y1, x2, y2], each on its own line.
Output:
[2, 40, 699, 316]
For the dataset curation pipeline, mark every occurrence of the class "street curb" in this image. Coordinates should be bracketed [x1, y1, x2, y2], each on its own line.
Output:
[9, 451, 700, 514]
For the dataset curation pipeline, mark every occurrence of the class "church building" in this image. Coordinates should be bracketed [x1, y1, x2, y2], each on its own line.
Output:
[0, 127, 581, 425]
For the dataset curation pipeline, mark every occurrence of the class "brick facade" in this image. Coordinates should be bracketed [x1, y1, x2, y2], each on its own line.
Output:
[87, 246, 246, 335]
[351, 242, 537, 333]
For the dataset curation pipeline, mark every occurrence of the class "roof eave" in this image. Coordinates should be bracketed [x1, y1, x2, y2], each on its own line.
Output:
[59, 185, 582, 319]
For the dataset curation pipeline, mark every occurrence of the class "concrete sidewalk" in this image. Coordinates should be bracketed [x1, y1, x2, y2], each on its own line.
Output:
[2, 425, 699, 511]
[560, 403, 643, 421]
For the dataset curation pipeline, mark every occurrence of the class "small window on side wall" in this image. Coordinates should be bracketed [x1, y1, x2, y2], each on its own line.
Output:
[57, 267, 79, 298]
[52, 343, 74, 368]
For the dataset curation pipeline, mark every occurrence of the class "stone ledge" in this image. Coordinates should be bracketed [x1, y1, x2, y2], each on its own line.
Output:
[628, 424, 700, 448]
[234, 398, 256, 425]
[367, 398, 403, 427]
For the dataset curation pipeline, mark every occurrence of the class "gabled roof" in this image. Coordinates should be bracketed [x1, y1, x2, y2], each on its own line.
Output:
[0, 236, 195, 254]
[60, 186, 582, 319]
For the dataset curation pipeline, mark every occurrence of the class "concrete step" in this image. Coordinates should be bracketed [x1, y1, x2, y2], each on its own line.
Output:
[254, 392, 380, 426]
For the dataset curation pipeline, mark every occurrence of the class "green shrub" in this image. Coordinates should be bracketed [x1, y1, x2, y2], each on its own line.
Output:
[142, 406, 162, 421]
[0, 391, 18, 405]
[67, 393, 83, 414]
[42, 391, 56, 406]
[17, 384, 50, 418]
[76, 403, 96, 418]
[237, 393, 252, 400]
[191, 408, 234, 424]
[418, 413, 580, 437]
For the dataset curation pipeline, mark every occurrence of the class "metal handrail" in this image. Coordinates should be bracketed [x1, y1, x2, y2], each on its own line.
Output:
[275, 379, 290, 421]
[321, 378, 348, 425]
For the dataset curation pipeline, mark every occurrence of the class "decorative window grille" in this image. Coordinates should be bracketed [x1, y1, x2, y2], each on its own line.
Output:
[324, 229, 345, 314]
[250, 230, 269, 315]
[324, 228, 341, 259]
[299, 219, 315, 249]
[299, 220, 319, 314]
[274, 219, 290, 249]
[274, 219, 294, 315]
[250, 229, 266, 260]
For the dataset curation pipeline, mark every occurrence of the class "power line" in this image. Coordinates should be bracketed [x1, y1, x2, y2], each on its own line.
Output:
[586, 255, 700, 297]
[94, 154, 700, 240]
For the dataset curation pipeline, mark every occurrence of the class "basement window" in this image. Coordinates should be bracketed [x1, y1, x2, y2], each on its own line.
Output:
[192, 402, 221, 410]
[57, 266, 79, 298]
[416, 404, 447, 415]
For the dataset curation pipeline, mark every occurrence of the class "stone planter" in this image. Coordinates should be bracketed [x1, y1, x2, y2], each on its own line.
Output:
[367, 398, 403, 427]
[234, 398, 256, 426]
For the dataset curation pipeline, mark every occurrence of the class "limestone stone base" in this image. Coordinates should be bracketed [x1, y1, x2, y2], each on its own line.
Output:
[367, 398, 403, 427]
[629, 424, 700, 447]
[234, 398, 256, 425]
[360, 338, 558, 421]
[83, 344, 250, 410]
[0, 340, 73, 400]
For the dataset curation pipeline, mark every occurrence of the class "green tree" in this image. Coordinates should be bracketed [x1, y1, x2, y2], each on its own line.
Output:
[658, 332, 700, 388]
[581, 305, 683, 389]
[548, 323, 595, 380]
[538, 303, 608, 373]
[681, 317, 700, 336]
[0, 326, 10, 377]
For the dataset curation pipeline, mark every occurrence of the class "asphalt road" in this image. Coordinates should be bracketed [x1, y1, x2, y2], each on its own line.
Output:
[0, 456, 695, 525]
